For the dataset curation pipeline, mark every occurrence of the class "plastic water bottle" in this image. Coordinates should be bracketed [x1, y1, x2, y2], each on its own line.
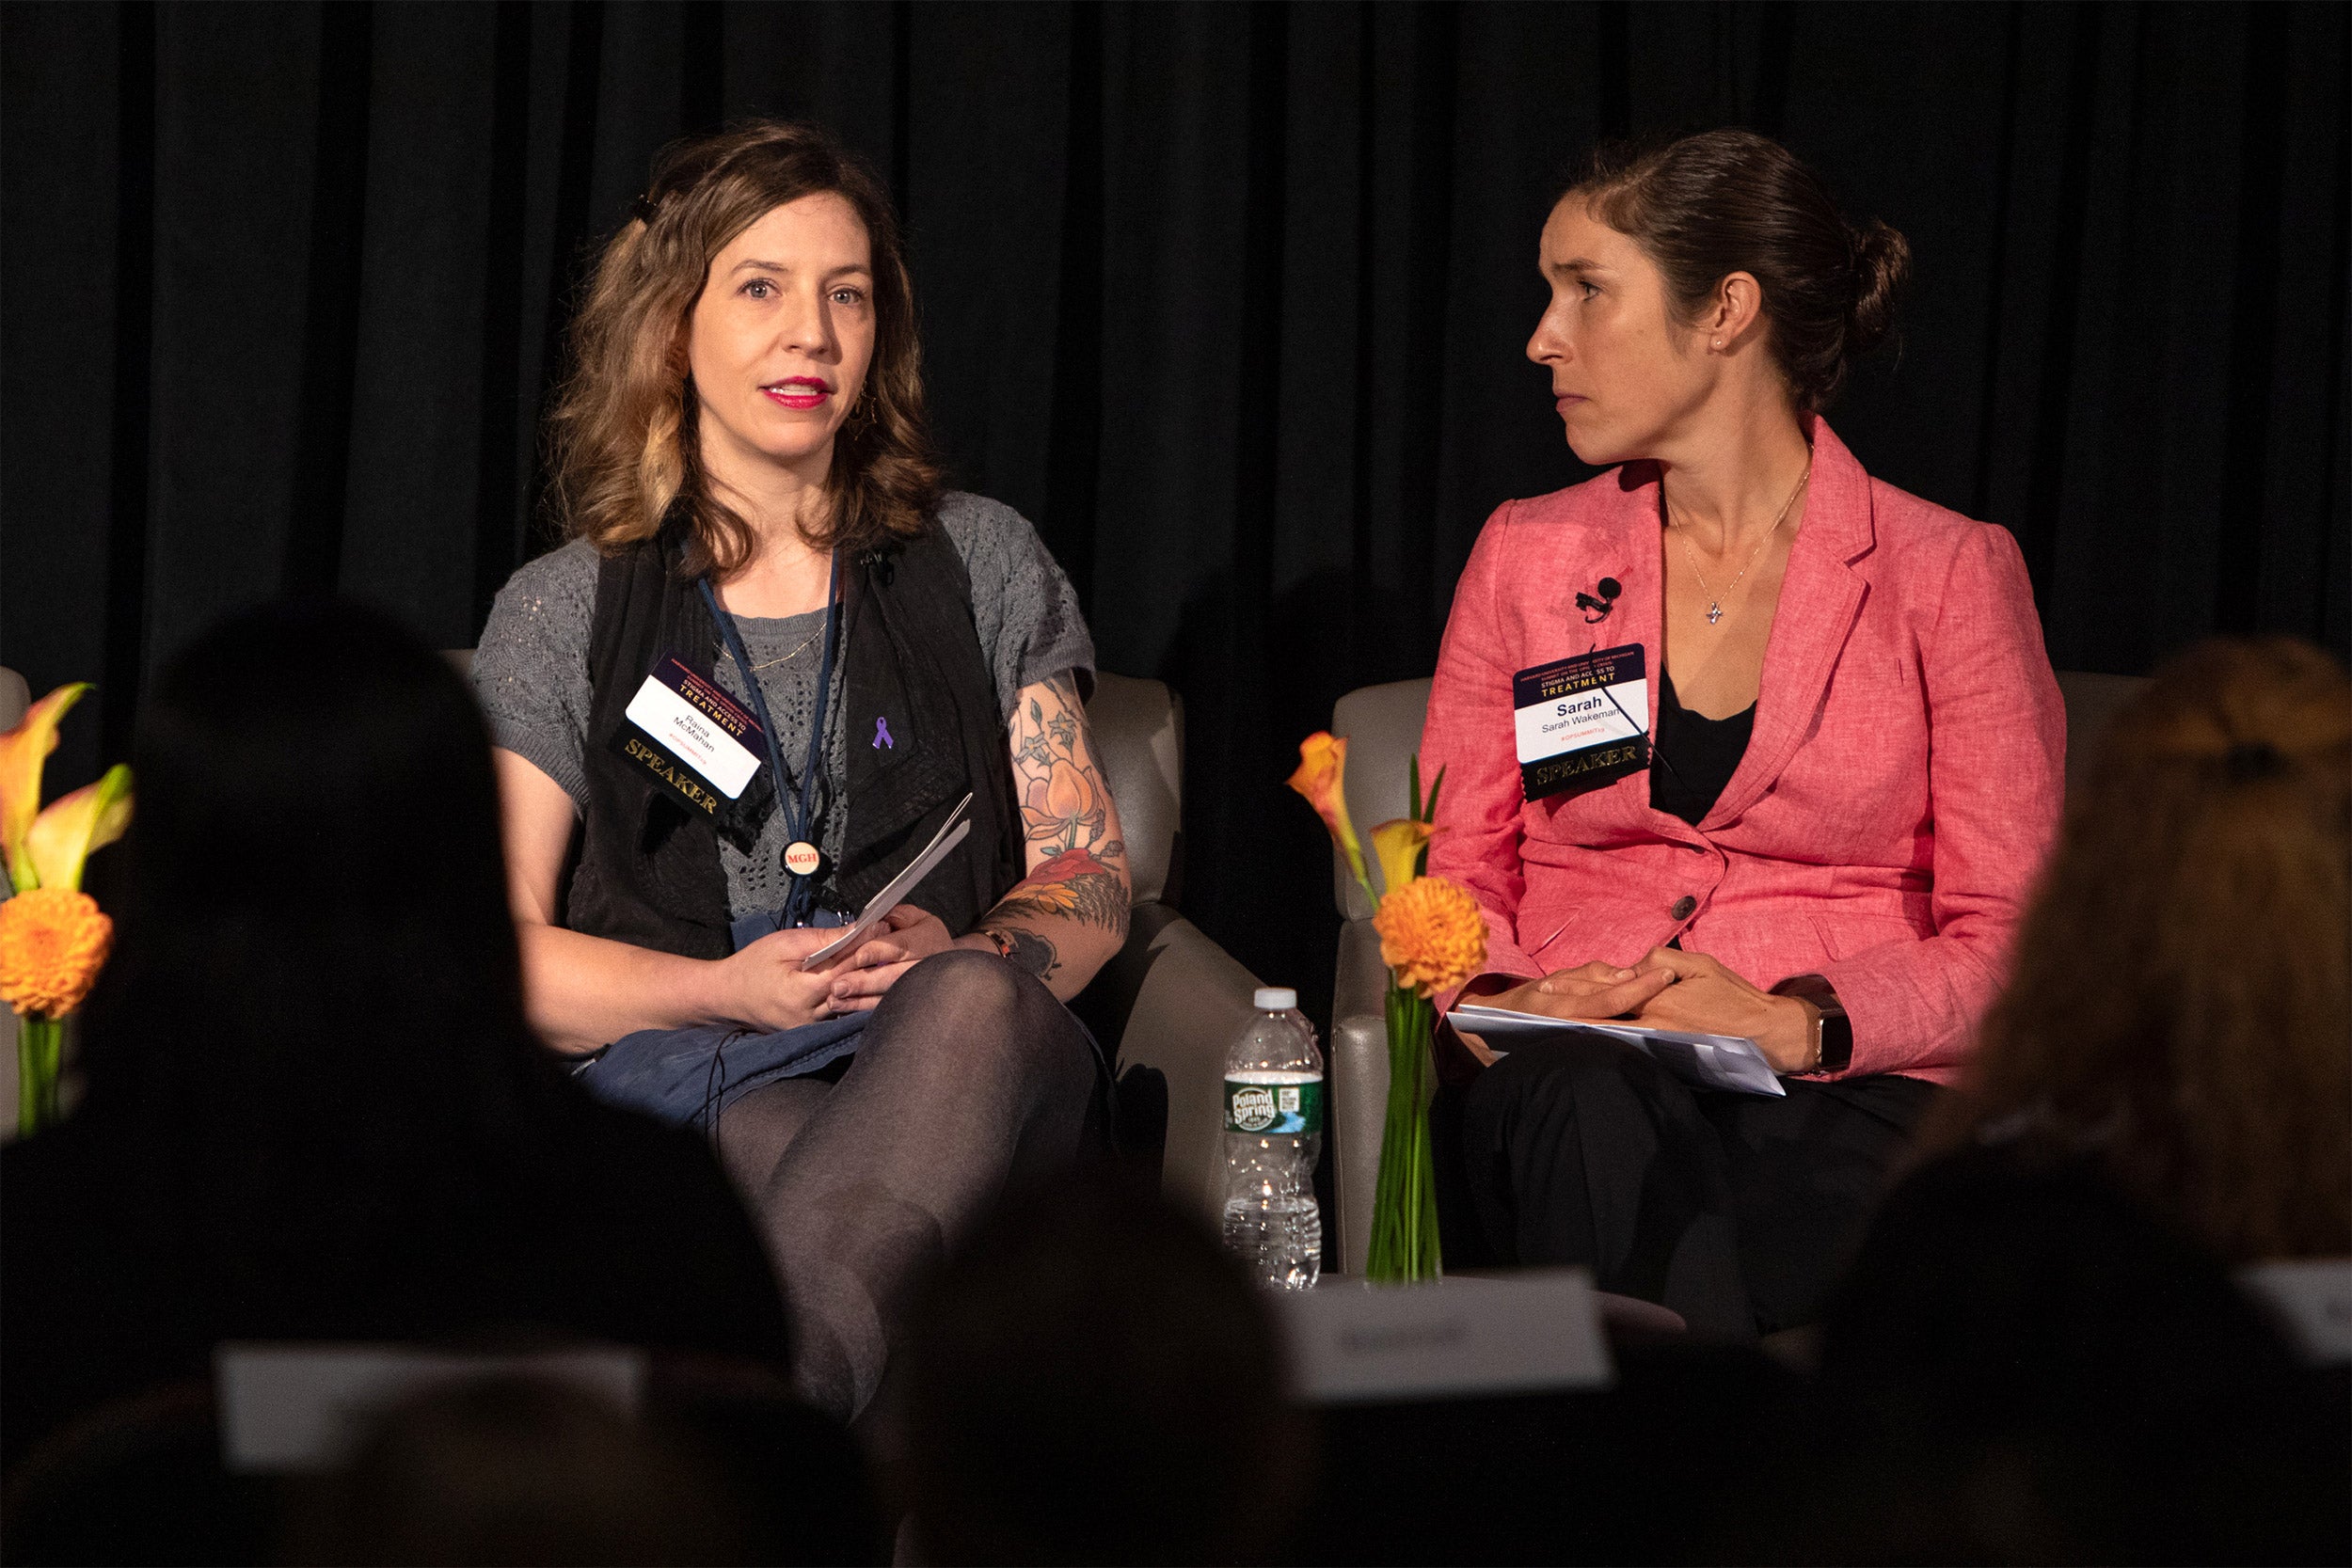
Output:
[1221, 987, 1325, 1290]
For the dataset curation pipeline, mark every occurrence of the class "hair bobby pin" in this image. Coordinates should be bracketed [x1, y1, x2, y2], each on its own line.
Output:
[2222, 740, 2284, 783]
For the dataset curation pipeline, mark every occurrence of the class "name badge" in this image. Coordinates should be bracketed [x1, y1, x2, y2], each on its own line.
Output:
[1513, 643, 1649, 800]
[612, 656, 769, 820]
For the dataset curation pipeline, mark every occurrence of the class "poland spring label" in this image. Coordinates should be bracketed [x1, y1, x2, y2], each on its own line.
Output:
[1223, 1073, 1325, 1136]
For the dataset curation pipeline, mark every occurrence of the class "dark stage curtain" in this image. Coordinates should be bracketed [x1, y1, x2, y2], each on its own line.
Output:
[5, 1, 2346, 1022]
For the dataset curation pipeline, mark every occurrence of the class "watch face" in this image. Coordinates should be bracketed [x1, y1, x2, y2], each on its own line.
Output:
[1820, 1012, 1854, 1072]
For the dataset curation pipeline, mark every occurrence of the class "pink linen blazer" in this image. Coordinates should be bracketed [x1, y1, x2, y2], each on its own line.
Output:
[1422, 421, 2064, 1085]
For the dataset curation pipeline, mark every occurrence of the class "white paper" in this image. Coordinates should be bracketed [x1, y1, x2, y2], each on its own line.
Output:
[800, 794, 974, 970]
[1449, 1003, 1787, 1098]
[1272, 1269, 1613, 1403]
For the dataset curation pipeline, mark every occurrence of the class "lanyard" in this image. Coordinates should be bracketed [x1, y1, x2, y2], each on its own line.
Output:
[1587, 631, 1677, 787]
[699, 551, 840, 927]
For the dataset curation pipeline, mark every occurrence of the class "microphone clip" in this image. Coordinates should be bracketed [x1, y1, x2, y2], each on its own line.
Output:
[1576, 577, 1623, 624]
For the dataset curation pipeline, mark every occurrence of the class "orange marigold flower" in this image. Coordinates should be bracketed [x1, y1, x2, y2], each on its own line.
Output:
[0, 887, 114, 1018]
[1372, 875, 1486, 999]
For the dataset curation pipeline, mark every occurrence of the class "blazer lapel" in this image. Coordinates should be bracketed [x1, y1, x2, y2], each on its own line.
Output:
[1703, 420, 1876, 830]
[1596, 467, 1669, 831]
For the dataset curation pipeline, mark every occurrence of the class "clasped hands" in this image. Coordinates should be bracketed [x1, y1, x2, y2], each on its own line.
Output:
[1476, 949, 1821, 1074]
[713, 904, 989, 1033]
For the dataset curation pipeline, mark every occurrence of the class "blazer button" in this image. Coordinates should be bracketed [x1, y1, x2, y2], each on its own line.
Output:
[1670, 895, 1697, 921]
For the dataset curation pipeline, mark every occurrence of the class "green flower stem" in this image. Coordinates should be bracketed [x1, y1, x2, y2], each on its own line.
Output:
[17, 1013, 61, 1137]
[1366, 982, 1441, 1284]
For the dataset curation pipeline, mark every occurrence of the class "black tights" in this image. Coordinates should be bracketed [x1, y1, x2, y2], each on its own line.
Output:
[713, 950, 1103, 1420]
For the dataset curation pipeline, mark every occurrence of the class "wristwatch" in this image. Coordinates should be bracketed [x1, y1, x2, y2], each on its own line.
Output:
[1771, 974, 1852, 1075]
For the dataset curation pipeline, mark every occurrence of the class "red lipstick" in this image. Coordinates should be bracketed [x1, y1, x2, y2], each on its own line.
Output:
[762, 375, 833, 411]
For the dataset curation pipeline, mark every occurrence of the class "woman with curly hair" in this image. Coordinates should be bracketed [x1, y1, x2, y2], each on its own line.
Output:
[473, 121, 1120, 1419]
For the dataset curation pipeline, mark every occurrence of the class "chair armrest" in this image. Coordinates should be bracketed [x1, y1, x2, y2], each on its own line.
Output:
[1089, 907, 1263, 1228]
[1330, 918, 1391, 1276]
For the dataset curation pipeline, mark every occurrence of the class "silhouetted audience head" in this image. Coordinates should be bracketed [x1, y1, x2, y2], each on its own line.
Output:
[1924, 635, 2351, 1261]
[1810, 1142, 2343, 1564]
[896, 1180, 1308, 1565]
[88, 596, 527, 1101]
[74, 599, 566, 1250]
[293, 1375, 740, 1566]
[1804, 637, 2351, 1564]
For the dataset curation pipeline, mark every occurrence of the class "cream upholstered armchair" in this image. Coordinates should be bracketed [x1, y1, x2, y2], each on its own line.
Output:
[1320, 669, 2149, 1275]
[440, 652, 1262, 1226]
[1064, 673, 1268, 1224]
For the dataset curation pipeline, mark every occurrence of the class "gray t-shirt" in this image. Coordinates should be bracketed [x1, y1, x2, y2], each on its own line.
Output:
[474, 492, 1093, 919]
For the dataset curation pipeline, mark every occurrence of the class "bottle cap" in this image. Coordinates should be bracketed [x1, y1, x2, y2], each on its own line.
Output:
[1252, 988, 1298, 1011]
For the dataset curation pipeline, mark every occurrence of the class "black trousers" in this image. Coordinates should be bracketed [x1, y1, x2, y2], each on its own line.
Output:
[1438, 1032, 1937, 1338]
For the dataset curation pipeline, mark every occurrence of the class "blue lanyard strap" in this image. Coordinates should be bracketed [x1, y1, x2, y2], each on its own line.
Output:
[698, 553, 841, 912]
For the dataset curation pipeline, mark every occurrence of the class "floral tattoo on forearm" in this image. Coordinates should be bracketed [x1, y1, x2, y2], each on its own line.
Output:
[981, 673, 1130, 973]
[993, 847, 1130, 933]
[1012, 673, 1120, 861]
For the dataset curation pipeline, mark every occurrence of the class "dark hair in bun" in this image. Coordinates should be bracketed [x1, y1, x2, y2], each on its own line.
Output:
[1566, 129, 1911, 411]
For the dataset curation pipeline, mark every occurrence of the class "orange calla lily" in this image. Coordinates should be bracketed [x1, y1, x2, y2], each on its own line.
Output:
[1369, 817, 1440, 900]
[1, 684, 90, 893]
[26, 765, 133, 894]
[1288, 732, 1371, 896]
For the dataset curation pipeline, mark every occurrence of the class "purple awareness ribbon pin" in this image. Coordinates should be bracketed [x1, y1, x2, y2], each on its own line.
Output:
[872, 717, 894, 750]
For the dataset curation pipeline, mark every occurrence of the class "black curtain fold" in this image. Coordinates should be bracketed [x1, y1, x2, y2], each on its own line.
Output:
[6, 0, 2346, 1022]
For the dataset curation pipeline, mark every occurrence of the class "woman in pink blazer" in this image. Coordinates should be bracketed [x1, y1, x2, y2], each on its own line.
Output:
[1422, 131, 2064, 1337]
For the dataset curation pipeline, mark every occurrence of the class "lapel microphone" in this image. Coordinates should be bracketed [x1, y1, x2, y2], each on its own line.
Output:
[1575, 577, 1622, 624]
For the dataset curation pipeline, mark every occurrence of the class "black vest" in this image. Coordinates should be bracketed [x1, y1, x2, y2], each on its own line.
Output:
[567, 522, 1025, 959]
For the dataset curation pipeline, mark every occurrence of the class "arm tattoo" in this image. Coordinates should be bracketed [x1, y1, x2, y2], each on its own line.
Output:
[991, 673, 1132, 949]
[992, 849, 1130, 934]
[1011, 672, 1116, 860]
[987, 926, 1060, 981]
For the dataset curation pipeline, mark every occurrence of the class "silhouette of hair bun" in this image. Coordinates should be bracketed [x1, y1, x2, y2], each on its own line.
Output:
[1846, 218, 1911, 358]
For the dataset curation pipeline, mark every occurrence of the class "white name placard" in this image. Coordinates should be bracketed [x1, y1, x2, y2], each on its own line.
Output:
[1272, 1268, 1613, 1404]
[215, 1343, 647, 1472]
[2237, 1259, 2352, 1364]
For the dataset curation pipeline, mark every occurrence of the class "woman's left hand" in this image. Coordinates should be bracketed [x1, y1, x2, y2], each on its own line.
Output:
[1628, 947, 1821, 1074]
[823, 905, 957, 1013]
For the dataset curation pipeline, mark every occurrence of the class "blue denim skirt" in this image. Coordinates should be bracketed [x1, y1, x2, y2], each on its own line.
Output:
[574, 1011, 869, 1132]
[571, 908, 871, 1131]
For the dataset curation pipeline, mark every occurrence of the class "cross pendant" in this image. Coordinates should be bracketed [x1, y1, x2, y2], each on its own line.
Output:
[1706, 602, 1724, 625]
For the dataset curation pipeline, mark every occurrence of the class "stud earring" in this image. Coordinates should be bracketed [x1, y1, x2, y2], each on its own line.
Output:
[1712, 338, 1723, 350]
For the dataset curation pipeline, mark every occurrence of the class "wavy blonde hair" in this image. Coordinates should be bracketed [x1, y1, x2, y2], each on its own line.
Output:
[1921, 637, 2352, 1261]
[546, 120, 938, 578]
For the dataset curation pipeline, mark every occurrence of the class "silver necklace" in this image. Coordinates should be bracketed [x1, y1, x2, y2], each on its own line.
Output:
[1670, 464, 1811, 626]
